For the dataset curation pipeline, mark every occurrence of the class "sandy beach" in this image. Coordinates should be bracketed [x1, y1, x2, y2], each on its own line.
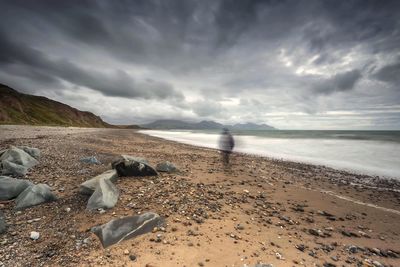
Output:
[0, 125, 399, 267]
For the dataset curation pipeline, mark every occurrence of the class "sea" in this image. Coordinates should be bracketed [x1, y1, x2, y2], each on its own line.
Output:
[139, 129, 400, 180]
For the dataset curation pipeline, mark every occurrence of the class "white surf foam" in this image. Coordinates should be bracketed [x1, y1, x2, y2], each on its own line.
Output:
[139, 130, 400, 179]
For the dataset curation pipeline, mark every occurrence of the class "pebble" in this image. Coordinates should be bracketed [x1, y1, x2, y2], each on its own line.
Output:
[129, 255, 136, 261]
[30, 231, 40, 240]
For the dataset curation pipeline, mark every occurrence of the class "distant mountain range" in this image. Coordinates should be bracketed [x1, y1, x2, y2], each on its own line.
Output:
[141, 119, 276, 130]
[0, 83, 131, 128]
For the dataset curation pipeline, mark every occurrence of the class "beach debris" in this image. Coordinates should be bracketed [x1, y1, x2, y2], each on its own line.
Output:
[79, 170, 118, 195]
[91, 212, 164, 248]
[112, 156, 157, 177]
[87, 178, 119, 211]
[0, 211, 6, 234]
[30, 231, 40, 240]
[15, 184, 57, 210]
[0, 176, 33, 200]
[0, 146, 39, 176]
[80, 156, 100, 164]
[156, 161, 178, 173]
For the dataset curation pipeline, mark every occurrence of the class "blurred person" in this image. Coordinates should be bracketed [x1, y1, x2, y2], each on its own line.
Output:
[219, 128, 235, 168]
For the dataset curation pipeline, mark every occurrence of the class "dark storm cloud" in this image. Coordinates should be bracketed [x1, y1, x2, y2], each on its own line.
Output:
[0, 30, 182, 100]
[372, 59, 400, 84]
[313, 69, 362, 95]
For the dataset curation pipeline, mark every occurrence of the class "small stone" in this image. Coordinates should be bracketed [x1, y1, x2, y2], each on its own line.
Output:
[348, 245, 358, 253]
[372, 260, 384, 267]
[124, 249, 129, 255]
[30, 231, 40, 240]
[198, 262, 204, 266]
[129, 255, 136, 261]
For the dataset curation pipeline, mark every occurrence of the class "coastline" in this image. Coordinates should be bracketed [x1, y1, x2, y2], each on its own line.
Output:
[0, 125, 399, 266]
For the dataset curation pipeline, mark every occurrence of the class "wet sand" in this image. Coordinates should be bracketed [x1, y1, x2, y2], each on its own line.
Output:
[0, 125, 399, 267]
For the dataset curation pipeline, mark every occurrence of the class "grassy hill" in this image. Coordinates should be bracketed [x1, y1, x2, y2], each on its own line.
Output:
[0, 83, 112, 127]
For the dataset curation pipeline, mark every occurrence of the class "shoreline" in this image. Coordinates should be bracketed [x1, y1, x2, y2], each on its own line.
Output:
[0, 125, 399, 266]
[138, 129, 400, 181]
[137, 130, 400, 192]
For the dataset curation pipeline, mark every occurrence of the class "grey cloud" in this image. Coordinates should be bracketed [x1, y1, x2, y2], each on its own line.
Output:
[372, 60, 400, 84]
[0, 0, 399, 129]
[191, 99, 224, 117]
[0, 31, 183, 100]
[314, 70, 362, 95]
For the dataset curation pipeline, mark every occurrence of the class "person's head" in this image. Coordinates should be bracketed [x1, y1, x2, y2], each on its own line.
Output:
[222, 128, 229, 134]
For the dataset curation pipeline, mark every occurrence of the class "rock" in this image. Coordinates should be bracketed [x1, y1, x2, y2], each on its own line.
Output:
[341, 230, 359, 237]
[15, 184, 57, 210]
[129, 255, 136, 261]
[79, 170, 118, 195]
[30, 231, 40, 240]
[0, 146, 39, 176]
[0, 176, 33, 200]
[0, 161, 28, 177]
[372, 260, 384, 267]
[0, 211, 6, 234]
[111, 155, 149, 167]
[156, 161, 178, 173]
[112, 157, 157, 177]
[309, 228, 322, 237]
[18, 146, 41, 159]
[80, 156, 100, 164]
[91, 212, 164, 248]
[86, 178, 119, 211]
[347, 245, 358, 253]
[295, 244, 306, 252]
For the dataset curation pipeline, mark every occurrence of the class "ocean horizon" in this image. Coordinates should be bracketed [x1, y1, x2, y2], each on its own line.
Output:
[140, 129, 400, 180]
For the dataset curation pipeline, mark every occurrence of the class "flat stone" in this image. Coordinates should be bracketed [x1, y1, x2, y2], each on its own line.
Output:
[91, 212, 164, 248]
[86, 178, 119, 211]
[79, 170, 118, 195]
[0, 176, 34, 200]
[80, 156, 100, 164]
[156, 161, 178, 173]
[15, 184, 57, 210]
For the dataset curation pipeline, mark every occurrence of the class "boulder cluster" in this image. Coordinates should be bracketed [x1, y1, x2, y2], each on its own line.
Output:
[77, 154, 176, 247]
[0, 146, 57, 233]
[0, 147, 176, 247]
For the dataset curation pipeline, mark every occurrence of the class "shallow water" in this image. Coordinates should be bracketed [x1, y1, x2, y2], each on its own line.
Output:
[139, 129, 400, 180]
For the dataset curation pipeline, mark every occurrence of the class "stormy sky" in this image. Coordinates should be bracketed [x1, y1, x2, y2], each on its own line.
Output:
[0, 0, 399, 129]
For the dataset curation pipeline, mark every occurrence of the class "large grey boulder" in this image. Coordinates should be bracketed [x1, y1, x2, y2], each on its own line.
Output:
[15, 184, 57, 210]
[87, 178, 119, 211]
[0, 176, 34, 200]
[156, 161, 178, 173]
[0, 146, 39, 176]
[0, 211, 6, 234]
[91, 212, 164, 248]
[18, 146, 41, 159]
[79, 170, 118, 196]
[112, 157, 157, 177]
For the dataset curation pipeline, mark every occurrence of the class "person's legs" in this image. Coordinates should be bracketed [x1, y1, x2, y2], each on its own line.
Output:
[222, 151, 231, 169]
